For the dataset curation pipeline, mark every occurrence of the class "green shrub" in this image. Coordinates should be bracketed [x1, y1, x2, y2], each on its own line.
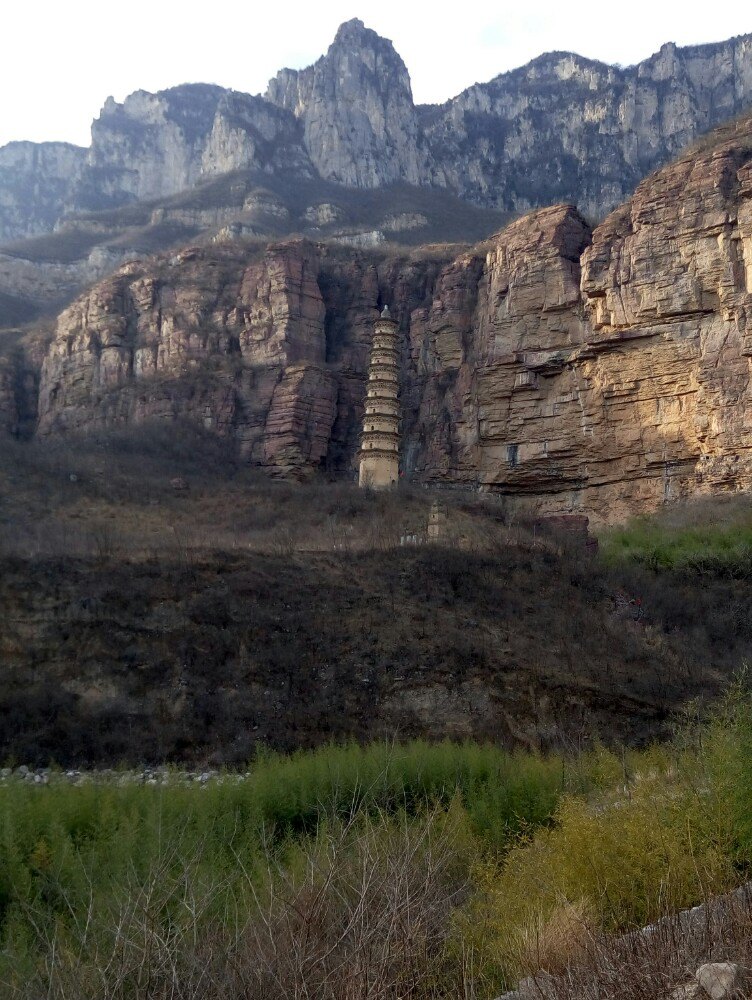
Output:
[601, 501, 752, 577]
[0, 739, 586, 985]
[456, 689, 752, 990]
[3, 695, 752, 996]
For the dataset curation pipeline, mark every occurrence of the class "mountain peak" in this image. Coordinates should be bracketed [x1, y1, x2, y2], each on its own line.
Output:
[265, 18, 422, 188]
[331, 18, 393, 52]
[333, 17, 368, 40]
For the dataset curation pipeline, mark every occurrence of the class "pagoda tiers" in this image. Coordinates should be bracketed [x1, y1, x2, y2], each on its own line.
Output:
[358, 305, 400, 488]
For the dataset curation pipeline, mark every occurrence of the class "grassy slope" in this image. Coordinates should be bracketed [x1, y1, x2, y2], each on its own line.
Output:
[602, 497, 752, 575]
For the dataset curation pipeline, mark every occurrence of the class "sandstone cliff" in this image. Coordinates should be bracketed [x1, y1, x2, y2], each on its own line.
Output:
[30, 111, 752, 521]
[36, 241, 340, 472]
[2, 24, 752, 243]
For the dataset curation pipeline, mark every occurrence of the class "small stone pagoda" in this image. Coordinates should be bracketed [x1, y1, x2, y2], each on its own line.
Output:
[358, 305, 400, 488]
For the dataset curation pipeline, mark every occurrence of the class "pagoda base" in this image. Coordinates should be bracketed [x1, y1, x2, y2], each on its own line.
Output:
[358, 453, 399, 488]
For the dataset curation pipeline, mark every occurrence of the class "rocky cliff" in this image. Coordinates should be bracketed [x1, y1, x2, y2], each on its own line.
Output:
[75, 85, 315, 211]
[26, 110, 752, 521]
[0, 142, 85, 240]
[423, 36, 752, 218]
[2, 23, 752, 243]
[266, 19, 426, 187]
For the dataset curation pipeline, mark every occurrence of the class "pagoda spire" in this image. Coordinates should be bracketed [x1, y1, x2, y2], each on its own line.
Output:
[358, 306, 400, 488]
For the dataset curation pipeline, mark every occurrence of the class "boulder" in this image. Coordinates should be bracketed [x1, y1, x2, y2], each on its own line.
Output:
[696, 963, 745, 1000]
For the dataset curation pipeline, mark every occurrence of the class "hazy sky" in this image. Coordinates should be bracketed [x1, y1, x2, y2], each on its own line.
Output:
[2, 0, 750, 148]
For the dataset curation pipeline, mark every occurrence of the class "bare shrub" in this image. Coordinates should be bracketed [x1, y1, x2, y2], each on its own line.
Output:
[90, 519, 118, 560]
[269, 525, 297, 557]
[518, 886, 752, 1000]
[230, 811, 472, 1000]
[9, 810, 473, 1000]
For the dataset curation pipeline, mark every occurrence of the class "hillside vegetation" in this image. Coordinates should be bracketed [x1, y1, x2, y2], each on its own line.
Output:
[602, 498, 752, 576]
[1, 692, 751, 998]
[3, 424, 752, 995]
[2, 424, 752, 764]
[0, 170, 510, 265]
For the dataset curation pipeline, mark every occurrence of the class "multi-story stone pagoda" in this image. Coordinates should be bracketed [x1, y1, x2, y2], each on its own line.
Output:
[358, 305, 400, 488]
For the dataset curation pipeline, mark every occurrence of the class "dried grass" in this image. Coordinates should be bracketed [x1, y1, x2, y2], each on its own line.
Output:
[517, 887, 752, 1000]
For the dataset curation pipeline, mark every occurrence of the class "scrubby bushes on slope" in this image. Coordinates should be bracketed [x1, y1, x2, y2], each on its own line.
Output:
[2, 690, 752, 997]
[0, 740, 606, 996]
[602, 498, 752, 576]
[460, 682, 752, 988]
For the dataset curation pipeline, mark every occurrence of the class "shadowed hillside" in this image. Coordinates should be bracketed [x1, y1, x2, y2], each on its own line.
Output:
[1, 424, 750, 766]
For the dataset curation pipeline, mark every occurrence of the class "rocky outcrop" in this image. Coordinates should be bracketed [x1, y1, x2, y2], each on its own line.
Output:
[570, 117, 752, 518]
[29, 111, 752, 521]
[36, 240, 339, 475]
[0, 142, 85, 240]
[3, 25, 752, 243]
[402, 114, 752, 521]
[266, 18, 426, 187]
[0, 88, 315, 243]
[72, 85, 315, 213]
[404, 205, 592, 492]
[72, 19, 425, 213]
[424, 36, 752, 218]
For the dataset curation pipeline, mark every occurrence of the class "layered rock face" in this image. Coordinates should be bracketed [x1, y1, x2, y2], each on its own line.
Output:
[413, 116, 752, 521]
[573, 121, 752, 517]
[33, 113, 752, 520]
[404, 114, 752, 520]
[37, 240, 338, 474]
[2, 24, 752, 243]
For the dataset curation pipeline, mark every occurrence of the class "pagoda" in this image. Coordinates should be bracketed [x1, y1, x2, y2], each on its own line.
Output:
[358, 305, 400, 488]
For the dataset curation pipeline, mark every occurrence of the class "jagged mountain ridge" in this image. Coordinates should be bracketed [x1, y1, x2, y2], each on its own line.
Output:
[2, 20, 752, 243]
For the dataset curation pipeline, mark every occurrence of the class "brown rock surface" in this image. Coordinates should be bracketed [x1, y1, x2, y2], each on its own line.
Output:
[27, 114, 752, 521]
[37, 240, 338, 475]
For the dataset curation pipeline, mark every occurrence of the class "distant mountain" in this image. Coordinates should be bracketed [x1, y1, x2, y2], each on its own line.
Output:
[1, 21, 751, 244]
[0, 168, 510, 325]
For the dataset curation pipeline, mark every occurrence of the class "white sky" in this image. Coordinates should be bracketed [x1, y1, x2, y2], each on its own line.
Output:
[2, 0, 750, 148]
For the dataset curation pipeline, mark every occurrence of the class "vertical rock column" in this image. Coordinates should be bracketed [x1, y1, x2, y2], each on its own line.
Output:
[358, 306, 400, 488]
